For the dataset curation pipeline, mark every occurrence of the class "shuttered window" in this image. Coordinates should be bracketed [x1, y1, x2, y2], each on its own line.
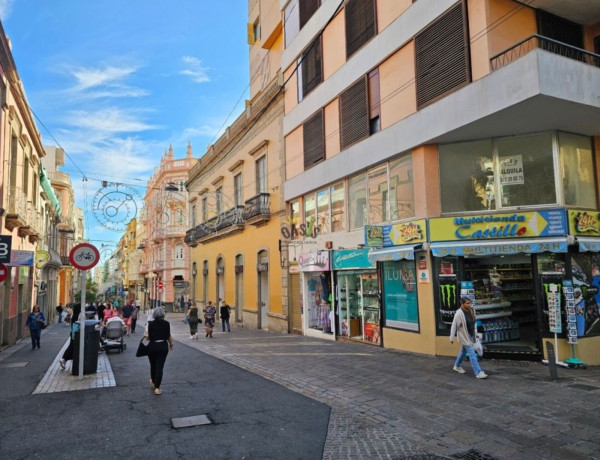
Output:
[303, 110, 325, 168]
[340, 77, 369, 149]
[300, 36, 323, 98]
[415, 2, 470, 108]
[345, 0, 376, 59]
[300, 0, 321, 29]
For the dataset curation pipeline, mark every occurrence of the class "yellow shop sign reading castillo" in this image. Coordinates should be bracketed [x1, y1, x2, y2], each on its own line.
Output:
[429, 210, 567, 242]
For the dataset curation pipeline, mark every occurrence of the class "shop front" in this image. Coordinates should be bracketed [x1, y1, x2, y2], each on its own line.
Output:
[332, 248, 379, 344]
[429, 209, 571, 361]
[298, 250, 334, 340]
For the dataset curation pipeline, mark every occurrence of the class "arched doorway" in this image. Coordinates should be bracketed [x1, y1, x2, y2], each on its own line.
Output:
[257, 250, 269, 329]
[216, 257, 225, 305]
[235, 254, 244, 323]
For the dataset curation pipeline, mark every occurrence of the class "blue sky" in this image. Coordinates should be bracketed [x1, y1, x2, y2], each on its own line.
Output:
[0, 0, 249, 251]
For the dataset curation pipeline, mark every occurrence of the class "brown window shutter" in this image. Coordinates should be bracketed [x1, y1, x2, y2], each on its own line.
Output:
[340, 76, 369, 149]
[345, 0, 376, 59]
[301, 37, 323, 97]
[303, 110, 325, 168]
[300, 0, 321, 29]
[415, 2, 470, 108]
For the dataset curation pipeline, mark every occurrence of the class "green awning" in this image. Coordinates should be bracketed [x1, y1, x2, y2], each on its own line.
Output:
[40, 167, 62, 217]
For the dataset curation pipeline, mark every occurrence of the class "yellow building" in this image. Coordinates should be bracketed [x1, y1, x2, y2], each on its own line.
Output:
[186, 0, 286, 331]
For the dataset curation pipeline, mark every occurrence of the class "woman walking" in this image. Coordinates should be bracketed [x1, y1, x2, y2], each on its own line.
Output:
[203, 301, 216, 338]
[25, 305, 45, 350]
[145, 307, 173, 395]
[450, 297, 487, 379]
[187, 302, 200, 339]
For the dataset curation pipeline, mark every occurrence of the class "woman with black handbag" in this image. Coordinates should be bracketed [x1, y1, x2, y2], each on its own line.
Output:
[145, 307, 173, 395]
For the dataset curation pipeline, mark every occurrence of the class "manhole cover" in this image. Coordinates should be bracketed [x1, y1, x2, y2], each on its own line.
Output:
[171, 414, 212, 429]
[0, 362, 28, 368]
[452, 449, 498, 460]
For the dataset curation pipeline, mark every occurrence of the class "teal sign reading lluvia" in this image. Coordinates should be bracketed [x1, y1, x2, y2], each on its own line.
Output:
[332, 249, 374, 270]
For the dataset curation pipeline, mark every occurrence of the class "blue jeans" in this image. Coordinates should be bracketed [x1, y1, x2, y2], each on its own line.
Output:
[454, 344, 482, 376]
[30, 328, 41, 348]
[222, 318, 230, 332]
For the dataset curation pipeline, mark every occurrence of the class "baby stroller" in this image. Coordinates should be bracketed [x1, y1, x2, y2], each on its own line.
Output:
[103, 321, 127, 353]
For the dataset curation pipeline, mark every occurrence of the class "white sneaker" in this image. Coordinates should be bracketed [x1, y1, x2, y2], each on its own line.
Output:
[59, 359, 66, 370]
[453, 366, 466, 374]
[476, 371, 488, 379]
[189, 335, 195, 339]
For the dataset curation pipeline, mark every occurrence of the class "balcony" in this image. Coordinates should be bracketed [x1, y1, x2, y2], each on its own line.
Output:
[243, 193, 270, 226]
[5, 186, 27, 231]
[152, 260, 165, 271]
[184, 206, 245, 245]
[491, 34, 600, 72]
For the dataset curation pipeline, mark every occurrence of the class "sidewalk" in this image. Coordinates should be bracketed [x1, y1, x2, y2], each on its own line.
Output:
[169, 313, 600, 460]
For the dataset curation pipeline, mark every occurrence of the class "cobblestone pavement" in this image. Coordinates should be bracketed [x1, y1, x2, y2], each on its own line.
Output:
[169, 314, 600, 460]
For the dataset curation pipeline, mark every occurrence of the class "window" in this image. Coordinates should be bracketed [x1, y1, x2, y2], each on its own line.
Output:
[285, 0, 321, 47]
[175, 243, 184, 260]
[439, 133, 559, 213]
[299, 36, 322, 100]
[389, 156, 414, 220]
[175, 208, 184, 225]
[415, 2, 470, 108]
[256, 156, 267, 194]
[331, 183, 345, 232]
[202, 197, 207, 222]
[368, 165, 388, 224]
[349, 173, 367, 229]
[368, 69, 380, 134]
[253, 19, 261, 42]
[234, 173, 243, 206]
[345, 0, 376, 59]
[317, 188, 330, 234]
[560, 133, 596, 208]
[304, 193, 316, 229]
[216, 187, 223, 214]
[191, 204, 196, 227]
[303, 110, 324, 168]
[23, 157, 29, 198]
[202, 260, 208, 304]
[383, 260, 419, 331]
[340, 77, 369, 149]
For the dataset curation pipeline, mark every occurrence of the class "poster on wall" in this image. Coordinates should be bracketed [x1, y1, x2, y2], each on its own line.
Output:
[499, 155, 524, 185]
[568, 254, 600, 336]
[382, 261, 418, 331]
[439, 274, 459, 324]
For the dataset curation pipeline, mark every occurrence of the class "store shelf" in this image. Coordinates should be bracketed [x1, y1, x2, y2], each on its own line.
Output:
[473, 302, 511, 310]
[477, 311, 512, 319]
[501, 287, 533, 292]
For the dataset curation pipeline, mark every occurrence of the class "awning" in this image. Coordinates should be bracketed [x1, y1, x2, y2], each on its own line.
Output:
[367, 244, 419, 263]
[45, 248, 63, 269]
[40, 167, 62, 217]
[430, 237, 569, 257]
[576, 237, 600, 252]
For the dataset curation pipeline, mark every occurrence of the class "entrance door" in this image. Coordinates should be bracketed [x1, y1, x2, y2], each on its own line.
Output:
[290, 273, 301, 332]
[235, 255, 244, 323]
[216, 258, 225, 305]
[258, 250, 269, 329]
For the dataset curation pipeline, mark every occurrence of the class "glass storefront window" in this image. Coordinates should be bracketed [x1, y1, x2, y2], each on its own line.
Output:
[564, 253, 600, 337]
[304, 193, 316, 229]
[337, 271, 380, 344]
[496, 133, 556, 207]
[349, 173, 367, 230]
[367, 165, 388, 224]
[389, 155, 414, 220]
[439, 140, 494, 213]
[306, 272, 333, 332]
[331, 182, 345, 232]
[559, 132, 596, 209]
[317, 188, 330, 235]
[382, 260, 419, 331]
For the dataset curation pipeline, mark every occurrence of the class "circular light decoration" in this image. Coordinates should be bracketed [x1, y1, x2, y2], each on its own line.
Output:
[92, 183, 142, 231]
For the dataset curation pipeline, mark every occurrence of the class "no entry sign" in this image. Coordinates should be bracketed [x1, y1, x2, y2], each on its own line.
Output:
[0, 263, 8, 283]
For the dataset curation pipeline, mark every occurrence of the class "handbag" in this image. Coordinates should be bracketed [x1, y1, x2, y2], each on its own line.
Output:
[136, 338, 150, 357]
[474, 338, 484, 357]
[184, 316, 189, 325]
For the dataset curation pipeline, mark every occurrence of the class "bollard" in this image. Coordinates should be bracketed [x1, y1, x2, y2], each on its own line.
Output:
[546, 341, 559, 381]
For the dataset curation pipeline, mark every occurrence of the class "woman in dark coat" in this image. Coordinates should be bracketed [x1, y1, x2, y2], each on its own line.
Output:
[25, 305, 45, 349]
[186, 303, 200, 339]
[145, 307, 173, 395]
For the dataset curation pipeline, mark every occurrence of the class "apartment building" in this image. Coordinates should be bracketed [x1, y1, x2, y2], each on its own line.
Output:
[282, 0, 600, 364]
[185, 0, 286, 331]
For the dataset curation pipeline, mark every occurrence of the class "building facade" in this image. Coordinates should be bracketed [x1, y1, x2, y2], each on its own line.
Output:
[282, 0, 600, 364]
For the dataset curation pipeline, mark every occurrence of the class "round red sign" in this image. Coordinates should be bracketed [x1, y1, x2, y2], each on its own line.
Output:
[158, 281, 164, 289]
[0, 263, 8, 283]
[69, 243, 100, 271]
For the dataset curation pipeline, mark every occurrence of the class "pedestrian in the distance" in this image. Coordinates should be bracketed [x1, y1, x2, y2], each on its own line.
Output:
[187, 302, 200, 339]
[56, 303, 64, 323]
[145, 307, 173, 395]
[450, 297, 487, 379]
[203, 301, 216, 338]
[219, 300, 231, 332]
[131, 302, 139, 333]
[25, 305, 45, 350]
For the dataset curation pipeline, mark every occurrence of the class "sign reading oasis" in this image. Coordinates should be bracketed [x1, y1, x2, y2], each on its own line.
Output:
[429, 209, 567, 242]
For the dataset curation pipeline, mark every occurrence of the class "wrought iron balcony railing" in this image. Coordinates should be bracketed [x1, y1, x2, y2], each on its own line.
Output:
[242, 193, 270, 224]
[491, 34, 600, 71]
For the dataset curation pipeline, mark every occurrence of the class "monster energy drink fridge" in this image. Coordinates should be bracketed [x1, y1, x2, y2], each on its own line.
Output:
[439, 274, 459, 324]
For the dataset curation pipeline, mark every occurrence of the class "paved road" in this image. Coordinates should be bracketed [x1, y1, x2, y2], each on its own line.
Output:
[1, 314, 599, 460]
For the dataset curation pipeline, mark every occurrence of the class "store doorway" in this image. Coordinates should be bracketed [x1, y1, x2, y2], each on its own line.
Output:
[235, 254, 244, 323]
[257, 250, 269, 329]
[337, 270, 379, 343]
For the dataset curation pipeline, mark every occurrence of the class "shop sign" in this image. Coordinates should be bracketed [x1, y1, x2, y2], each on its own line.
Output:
[365, 219, 427, 247]
[8, 250, 34, 267]
[173, 280, 185, 287]
[332, 249, 374, 270]
[431, 239, 568, 257]
[499, 155, 524, 185]
[0, 235, 12, 263]
[568, 210, 600, 236]
[298, 251, 329, 272]
[429, 209, 567, 242]
[35, 250, 51, 269]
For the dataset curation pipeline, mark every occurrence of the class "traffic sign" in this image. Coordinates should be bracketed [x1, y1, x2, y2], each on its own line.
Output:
[159, 288, 163, 293]
[69, 243, 100, 270]
[0, 263, 8, 283]
[0, 235, 12, 263]
[158, 281, 163, 289]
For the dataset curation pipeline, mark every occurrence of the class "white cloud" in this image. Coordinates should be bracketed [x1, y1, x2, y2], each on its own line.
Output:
[64, 108, 158, 134]
[0, 0, 14, 20]
[61, 64, 147, 100]
[70, 65, 138, 90]
[180, 56, 210, 83]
